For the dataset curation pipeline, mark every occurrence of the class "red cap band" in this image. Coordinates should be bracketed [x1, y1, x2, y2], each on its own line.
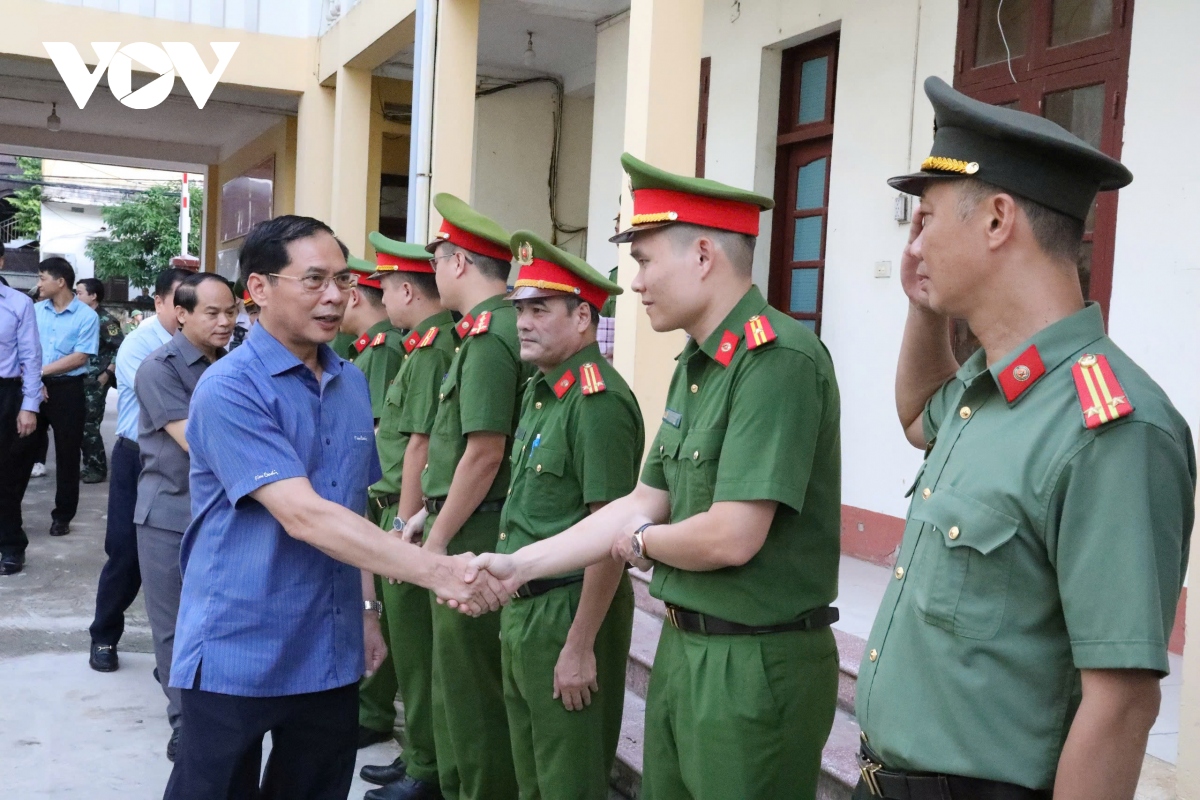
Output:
[376, 252, 435, 274]
[631, 188, 762, 236]
[350, 270, 382, 290]
[434, 220, 513, 262]
[514, 258, 609, 310]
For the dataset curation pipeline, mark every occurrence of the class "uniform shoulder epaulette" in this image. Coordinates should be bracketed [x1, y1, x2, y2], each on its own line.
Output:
[353, 333, 370, 353]
[370, 332, 388, 348]
[469, 311, 492, 336]
[552, 369, 576, 399]
[744, 315, 776, 350]
[455, 314, 475, 339]
[417, 326, 440, 348]
[1071, 353, 1134, 429]
[579, 362, 606, 395]
[403, 330, 422, 353]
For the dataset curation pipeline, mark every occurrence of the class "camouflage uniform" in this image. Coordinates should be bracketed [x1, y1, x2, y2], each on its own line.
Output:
[81, 307, 125, 482]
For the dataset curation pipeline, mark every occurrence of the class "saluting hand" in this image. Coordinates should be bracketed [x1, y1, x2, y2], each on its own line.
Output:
[899, 205, 936, 311]
[554, 640, 599, 712]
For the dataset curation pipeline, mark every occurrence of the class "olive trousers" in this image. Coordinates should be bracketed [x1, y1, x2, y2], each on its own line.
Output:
[359, 501, 399, 738]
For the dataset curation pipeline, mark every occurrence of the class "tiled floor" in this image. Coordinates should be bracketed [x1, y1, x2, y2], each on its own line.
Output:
[834, 555, 1184, 765]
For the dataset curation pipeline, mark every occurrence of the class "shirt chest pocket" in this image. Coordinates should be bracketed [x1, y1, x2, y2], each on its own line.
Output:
[667, 427, 724, 514]
[341, 429, 376, 491]
[521, 444, 576, 518]
[908, 486, 1020, 640]
[431, 372, 460, 437]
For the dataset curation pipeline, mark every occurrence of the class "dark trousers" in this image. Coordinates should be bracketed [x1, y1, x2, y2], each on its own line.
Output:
[88, 439, 142, 645]
[33, 376, 86, 522]
[163, 681, 359, 800]
[0, 380, 29, 557]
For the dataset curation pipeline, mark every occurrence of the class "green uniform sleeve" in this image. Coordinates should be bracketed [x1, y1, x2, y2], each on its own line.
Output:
[1047, 421, 1194, 674]
[922, 378, 961, 444]
[571, 392, 643, 505]
[458, 334, 520, 435]
[396, 350, 447, 437]
[712, 347, 829, 513]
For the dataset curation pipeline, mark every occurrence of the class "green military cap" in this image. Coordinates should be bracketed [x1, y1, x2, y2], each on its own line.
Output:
[367, 231, 435, 280]
[346, 254, 382, 289]
[611, 152, 774, 243]
[889, 76, 1132, 221]
[426, 193, 513, 262]
[508, 230, 621, 310]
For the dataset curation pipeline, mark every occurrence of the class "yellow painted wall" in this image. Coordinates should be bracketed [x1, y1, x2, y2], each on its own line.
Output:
[367, 76, 414, 255]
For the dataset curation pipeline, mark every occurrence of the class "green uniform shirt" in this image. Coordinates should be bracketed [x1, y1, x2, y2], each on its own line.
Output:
[351, 318, 407, 420]
[640, 286, 841, 627]
[422, 295, 537, 503]
[331, 330, 357, 360]
[371, 310, 459, 498]
[857, 303, 1195, 789]
[89, 306, 124, 378]
[498, 342, 644, 576]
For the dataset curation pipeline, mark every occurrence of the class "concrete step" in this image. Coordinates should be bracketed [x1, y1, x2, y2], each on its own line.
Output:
[629, 566, 664, 619]
[610, 690, 645, 799]
[626, 607, 659, 700]
[833, 628, 865, 715]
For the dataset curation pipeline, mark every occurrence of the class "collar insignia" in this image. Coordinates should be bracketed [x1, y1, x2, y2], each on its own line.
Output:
[714, 330, 740, 368]
[997, 345, 1046, 403]
[553, 369, 576, 399]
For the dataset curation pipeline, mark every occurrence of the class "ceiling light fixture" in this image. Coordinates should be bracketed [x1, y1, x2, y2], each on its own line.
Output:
[47, 102, 61, 132]
[523, 32, 536, 67]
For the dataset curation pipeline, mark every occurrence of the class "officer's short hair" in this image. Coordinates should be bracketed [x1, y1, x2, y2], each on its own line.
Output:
[355, 284, 385, 307]
[238, 215, 339, 285]
[39, 257, 75, 287]
[955, 178, 1084, 266]
[454, 245, 512, 283]
[155, 267, 193, 299]
[76, 278, 105, 304]
[174, 272, 233, 312]
[666, 224, 756, 276]
[387, 270, 440, 301]
[561, 296, 600, 328]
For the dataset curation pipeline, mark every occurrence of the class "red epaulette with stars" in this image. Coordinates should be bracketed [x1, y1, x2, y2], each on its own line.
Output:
[403, 330, 421, 353]
[714, 330, 739, 368]
[353, 333, 370, 353]
[469, 311, 492, 336]
[418, 327, 439, 348]
[370, 332, 387, 348]
[553, 370, 576, 399]
[744, 315, 776, 349]
[579, 362, 606, 395]
[1071, 353, 1134, 429]
[455, 314, 475, 338]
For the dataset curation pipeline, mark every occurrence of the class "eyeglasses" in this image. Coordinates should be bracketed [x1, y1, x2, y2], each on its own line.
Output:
[428, 251, 472, 268]
[268, 271, 358, 293]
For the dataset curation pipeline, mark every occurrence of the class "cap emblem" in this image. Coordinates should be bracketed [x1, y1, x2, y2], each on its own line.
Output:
[518, 241, 535, 266]
[922, 156, 980, 175]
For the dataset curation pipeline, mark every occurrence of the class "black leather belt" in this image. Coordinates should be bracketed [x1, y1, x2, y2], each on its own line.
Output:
[424, 497, 505, 516]
[664, 604, 838, 636]
[43, 374, 84, 384]
[372, 493, 400, 511]
[118, 437, 139, 453]
[858, 739, 1050, 800]
[0, 376, 21, 386]
[514, 575, 583, 600]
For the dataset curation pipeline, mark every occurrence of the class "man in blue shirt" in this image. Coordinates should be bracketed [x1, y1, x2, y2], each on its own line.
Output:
[164, 216, 508, 800]
[87, 268, 190, 673]
[0, 241, 43, 576]
[8, 258, 99, 541]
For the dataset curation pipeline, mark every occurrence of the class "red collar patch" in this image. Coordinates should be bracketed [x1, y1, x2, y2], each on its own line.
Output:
[552, 369, 576, 399]
[997, 345, 1046, 403]
[713, 330, 740, 368]
[418, 326, 439, 348]
[579, 362, 606, 395]
[456, 314, 475, 338]
[469, 311, 492, 336]
[353, 333, 370, 353]
[370, 332, 387, 348]
[744, 315, 776, 349]
[1072, 353, 1134, 429]
[403, 330, 422, 353]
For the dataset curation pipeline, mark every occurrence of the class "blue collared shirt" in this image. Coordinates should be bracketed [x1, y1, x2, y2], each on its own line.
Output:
[172, 323, 381, 697]
[114, 316, 173, 441]
[34, 297, 99, 376]
[0, 284, 43, 411]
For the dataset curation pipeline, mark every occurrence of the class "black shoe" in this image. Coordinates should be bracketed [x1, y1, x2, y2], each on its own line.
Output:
[357, 725, 392, 749]
[166, 729, 179, 762]
[0, 553, 24, 576]
[89, 642, 119, 672]
[364, 776, 443, 800]
[153, 666, 160, 683]
[49, 520, 70, 537]
[81, 472, 106, 484]
[360, 756, 407, 786]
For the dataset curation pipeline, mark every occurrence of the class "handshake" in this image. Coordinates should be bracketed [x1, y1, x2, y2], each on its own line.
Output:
[426, 552, 522, 617]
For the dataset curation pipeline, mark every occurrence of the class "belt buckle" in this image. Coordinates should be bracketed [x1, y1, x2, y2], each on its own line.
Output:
[858, 758, 883, 796]
[666, 606, 678, 629]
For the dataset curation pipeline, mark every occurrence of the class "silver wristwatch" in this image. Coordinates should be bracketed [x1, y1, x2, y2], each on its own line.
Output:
[631, 523, 652, 561]
[363, 600, 383, 618]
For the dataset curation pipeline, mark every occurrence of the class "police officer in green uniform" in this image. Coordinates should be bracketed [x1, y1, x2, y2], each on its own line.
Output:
[499, 231, 641, 800]
[359, 232, 460, 800]
[402, 193, 532, 800]
[75, 278, 124, 483]
[850, 77, 1194, 800]
[470, 154, 843, 799]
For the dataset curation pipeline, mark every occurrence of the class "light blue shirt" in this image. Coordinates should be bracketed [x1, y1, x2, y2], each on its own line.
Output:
[34, 297, 98, 376]
[0, 284, 43, 411]
[172, 323, 381, 697]
[114, 316, 173, 441]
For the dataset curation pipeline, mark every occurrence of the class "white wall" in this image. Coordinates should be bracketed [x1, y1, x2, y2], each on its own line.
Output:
[40, 201, 104, 280]
[472, 81, 594, 260]
[585, 12, 630, 277]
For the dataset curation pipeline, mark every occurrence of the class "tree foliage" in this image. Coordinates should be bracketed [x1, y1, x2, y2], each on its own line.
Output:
[86, 183, 202, 289]
[8, 157, 43, 238]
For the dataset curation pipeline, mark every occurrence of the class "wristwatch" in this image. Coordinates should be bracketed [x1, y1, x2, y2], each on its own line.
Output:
[363, 600, 383, 618]
[631, 523, 653, 561]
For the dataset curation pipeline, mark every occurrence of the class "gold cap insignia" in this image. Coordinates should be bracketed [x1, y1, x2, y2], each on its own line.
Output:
[518, 241, 534, 266]
[922, 156, 981, 176]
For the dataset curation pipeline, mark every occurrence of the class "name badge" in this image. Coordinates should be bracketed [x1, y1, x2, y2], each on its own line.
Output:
[514, 426, 526, 441]
[662, 409, 682, 428]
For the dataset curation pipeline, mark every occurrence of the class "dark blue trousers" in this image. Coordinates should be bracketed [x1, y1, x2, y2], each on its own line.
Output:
[163, 681, 358, 800]
[88, 438, 142, 646]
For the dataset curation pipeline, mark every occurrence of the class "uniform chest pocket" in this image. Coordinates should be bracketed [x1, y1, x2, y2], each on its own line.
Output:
[673, 428, 725, 512]
[908, 486, 1019, 640]
[521, 445, 577, 518]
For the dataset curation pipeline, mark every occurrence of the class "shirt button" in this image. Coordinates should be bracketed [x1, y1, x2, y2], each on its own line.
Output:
[659, 445, 664, 455]
[455, 347, 460, 353]
[439, 393, 444, 401]
[693, 450, 700, 460]
[921, 488, 931, 500]
[535, 402, 543, 410]
[536, 464, 542, 473]
[499, 532, 507, 541]
[690, 384, 698, 393]
[894, 567, 904, 579]
[331, 480, 338, 487]
[959, 406, 972, 419]
[869, 649, 878, 662]
[325, 438, 331, 444]
[948, 526, 960, 540]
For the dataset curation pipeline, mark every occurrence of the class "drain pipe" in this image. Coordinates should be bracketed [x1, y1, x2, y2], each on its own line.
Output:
[406, 0, 437, 243]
